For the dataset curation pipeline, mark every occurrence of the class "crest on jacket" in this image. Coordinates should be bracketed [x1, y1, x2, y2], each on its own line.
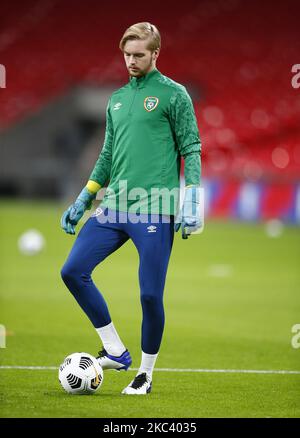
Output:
[144, 96, 159, 112]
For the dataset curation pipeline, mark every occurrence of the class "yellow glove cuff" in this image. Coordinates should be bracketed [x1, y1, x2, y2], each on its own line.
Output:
[86, 180, 101, 194]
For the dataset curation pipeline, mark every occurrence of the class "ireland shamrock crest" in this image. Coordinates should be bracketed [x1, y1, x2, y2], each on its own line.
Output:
[144, 96, 159, 112]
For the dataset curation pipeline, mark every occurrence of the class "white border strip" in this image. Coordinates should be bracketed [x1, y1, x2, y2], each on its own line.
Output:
[0, 366, 300, 375]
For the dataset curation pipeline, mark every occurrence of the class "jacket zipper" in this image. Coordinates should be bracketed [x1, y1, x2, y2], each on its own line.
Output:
[128, 87, 138, 115]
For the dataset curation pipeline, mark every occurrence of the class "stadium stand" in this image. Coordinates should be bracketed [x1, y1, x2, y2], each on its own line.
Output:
[0, 0, 299, 221]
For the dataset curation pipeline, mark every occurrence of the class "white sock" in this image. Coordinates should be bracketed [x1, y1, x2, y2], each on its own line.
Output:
[137, 351, 158, 380]
[95, 322, 126, 356]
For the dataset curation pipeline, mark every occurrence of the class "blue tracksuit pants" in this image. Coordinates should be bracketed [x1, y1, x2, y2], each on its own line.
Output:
[61, 208, 174, 354]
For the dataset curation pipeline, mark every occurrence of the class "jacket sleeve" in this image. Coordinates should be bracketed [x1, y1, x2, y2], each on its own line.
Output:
[89, 98, 114, 186]
[169, 86, 201, 185]
[184, 152, 201, 186]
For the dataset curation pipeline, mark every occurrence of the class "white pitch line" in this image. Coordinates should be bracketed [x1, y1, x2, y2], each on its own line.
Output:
[0, 366, 58, 370]
[0, 366, 300, 375]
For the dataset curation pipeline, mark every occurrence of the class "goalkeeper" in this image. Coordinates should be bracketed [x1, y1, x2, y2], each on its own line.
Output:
[61, 22, 202, 395]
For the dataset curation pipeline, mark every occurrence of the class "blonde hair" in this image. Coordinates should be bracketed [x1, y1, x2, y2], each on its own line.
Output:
[119, 22, 161, 52]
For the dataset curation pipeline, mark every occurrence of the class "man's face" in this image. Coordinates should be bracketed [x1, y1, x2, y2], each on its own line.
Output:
[123, 39, 159, 78]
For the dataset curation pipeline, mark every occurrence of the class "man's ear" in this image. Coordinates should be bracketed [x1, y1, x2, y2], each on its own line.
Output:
[153, 48, 160, 61]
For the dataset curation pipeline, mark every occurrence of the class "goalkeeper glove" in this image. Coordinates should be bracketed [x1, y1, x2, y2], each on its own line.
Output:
[174, 185, 202, 239]
[61, 187, 96, 235]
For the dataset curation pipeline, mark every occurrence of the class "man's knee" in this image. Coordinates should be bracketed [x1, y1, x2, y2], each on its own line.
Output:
[141, 293, 162, 309]
[61, 262, 81, 288]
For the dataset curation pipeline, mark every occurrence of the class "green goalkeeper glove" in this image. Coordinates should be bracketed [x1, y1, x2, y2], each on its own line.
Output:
[61, 187, 96, 235]
[174, 185, 202, 239]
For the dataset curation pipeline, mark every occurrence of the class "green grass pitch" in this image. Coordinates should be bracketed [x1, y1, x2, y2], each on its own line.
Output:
[0, 200, 299, 418]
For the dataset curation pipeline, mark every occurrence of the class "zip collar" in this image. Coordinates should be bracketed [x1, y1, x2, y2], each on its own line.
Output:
[129, 68, 160, 89]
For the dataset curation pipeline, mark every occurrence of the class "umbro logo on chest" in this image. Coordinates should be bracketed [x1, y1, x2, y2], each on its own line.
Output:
[113, 102, 122, 111]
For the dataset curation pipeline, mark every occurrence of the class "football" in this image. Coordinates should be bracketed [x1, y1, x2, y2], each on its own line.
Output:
[59, 352, 103, 395]
[18, 229, 45, 255]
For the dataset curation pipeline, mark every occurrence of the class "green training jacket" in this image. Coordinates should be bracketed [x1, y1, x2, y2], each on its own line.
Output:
[89, 67, 201, 215]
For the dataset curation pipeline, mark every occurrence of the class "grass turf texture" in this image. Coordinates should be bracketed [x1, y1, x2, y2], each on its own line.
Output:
[0, 200, 299, 418]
